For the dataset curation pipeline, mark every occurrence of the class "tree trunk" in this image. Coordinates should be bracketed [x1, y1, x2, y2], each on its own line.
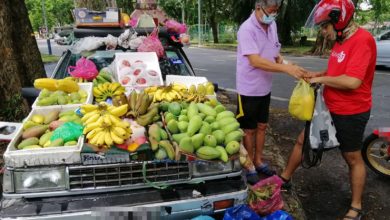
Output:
[207, 0, 219, 43]
[0, 0, 46, 121]
[278, 0, 293, 45]
[310, 30, 334, 56]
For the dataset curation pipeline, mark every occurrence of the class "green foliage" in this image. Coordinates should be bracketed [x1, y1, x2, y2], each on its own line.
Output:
[0, 94, 26, 122]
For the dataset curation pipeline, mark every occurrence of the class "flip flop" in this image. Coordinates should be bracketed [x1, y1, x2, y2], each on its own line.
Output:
[255, 164, 276, 176]
[246, 171, 260, 185]
[344, 207, 363, 220]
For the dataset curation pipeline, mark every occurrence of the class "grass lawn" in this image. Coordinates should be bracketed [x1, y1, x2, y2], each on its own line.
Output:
[41, 54, 60, 63]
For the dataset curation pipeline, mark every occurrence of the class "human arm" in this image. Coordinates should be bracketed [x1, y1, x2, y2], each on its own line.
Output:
[310, 74, 362, 90]
[247, 54, 307, 79]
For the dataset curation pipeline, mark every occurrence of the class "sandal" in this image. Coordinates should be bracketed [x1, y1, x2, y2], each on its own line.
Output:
[278, 175, 292, 191]
[255, 164, 276, 176]
[343, 206, 363, 220]
[246, 171, 260, 185]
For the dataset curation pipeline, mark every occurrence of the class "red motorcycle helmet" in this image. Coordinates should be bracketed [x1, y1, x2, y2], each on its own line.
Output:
[305, 0, 355, 31]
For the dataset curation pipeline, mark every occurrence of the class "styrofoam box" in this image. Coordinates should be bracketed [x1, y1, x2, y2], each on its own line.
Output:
[114, 52, 164, 89]
[32, 83, 93, 109]
[4, 106, 84, 168]
[165, 75, 217, 99]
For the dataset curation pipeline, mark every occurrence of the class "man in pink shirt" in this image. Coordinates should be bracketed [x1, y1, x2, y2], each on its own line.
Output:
[236, 0, 306, 184]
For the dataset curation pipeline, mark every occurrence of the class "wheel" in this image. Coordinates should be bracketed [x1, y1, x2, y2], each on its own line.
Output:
[362, 134, 390, 178]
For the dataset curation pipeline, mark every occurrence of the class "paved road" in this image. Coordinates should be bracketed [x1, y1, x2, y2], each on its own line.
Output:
[37, 39, 70, 56]
[184, 47, 390, 136]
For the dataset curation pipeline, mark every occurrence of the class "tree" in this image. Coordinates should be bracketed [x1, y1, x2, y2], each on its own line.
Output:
[0, 0, 46, 121]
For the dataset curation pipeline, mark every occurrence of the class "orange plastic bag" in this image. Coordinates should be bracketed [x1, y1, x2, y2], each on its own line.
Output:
[288, 80, 315, 121]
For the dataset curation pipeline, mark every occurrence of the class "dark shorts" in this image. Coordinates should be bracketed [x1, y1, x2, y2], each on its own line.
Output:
[236, 93, 271, 129]
[331, 110, 370, 153]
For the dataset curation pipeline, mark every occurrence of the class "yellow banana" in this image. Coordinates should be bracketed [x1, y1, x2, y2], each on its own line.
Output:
[84, 113, 100, 125]
[102, 114, 112, 126]
[88, 131, 101, 145]
[110, 130, 124, 144]
[86, 127, 103, 140]
[112, 126, 128, 138]
[96, 131, 106, 146]
[108, 114, 123, 125]
[93, 87, 104, 97]
[108, 104, 128, 117]
[115, 121, 130, 130]
[83, 118, 104, 134]
[81, 104, 98, 113]
[104, 130, 114, 146]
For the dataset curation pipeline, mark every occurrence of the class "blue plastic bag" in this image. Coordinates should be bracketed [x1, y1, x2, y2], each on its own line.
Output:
[223, 204, 261, 220]
[261, 210, 293, 220]
[191, 215, 215, 220]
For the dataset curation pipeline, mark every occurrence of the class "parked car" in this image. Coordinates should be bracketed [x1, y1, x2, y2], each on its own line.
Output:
[2, 27, 246, 220]
[376, 29, 390, 67]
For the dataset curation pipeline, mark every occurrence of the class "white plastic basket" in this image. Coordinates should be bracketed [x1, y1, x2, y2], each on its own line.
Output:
[4, 106, 84, 168]
[165, 75, 217, 99]
[32, 83, 93, 109]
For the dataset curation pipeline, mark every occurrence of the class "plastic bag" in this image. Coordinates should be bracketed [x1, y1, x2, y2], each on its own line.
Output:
[104, 34, 118, 50]
[192, 215, 215, 220]
[248, 175, 284, 216]
[223, 204, 261, 220]
[71, 37, 105, 54]
[50, 122, 83, 143]
[288, 80, 315, 121]
[261, 210, 293, 220]
[137, 28, 165, 58]
[67, 57, 98, 80]
[165, 20, 187, 34]
[130, 33, 146, 50]
[118, 29, 134, 49]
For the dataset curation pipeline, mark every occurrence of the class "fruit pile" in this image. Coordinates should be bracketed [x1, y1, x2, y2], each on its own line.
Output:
[93, 82, 126, 102]
[17, 110, 82, 150]
[162, 101, 243, 162]
[34, 78, 79, 93]
[148, 123, 175, 160]
[36, 89, 88, 106]
[126, 91, 160, 126]
[81, 103, 132, 148]
[144, 83, 187, 102]
[92, 70, 113, 86]
[182, 82, 215, 102]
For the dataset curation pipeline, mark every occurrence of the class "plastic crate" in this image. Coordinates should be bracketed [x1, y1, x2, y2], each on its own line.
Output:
[32, 83, 93, 109]
[3, 106, 84, 168]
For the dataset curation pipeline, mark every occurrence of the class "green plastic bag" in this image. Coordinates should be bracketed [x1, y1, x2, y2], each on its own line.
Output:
[288, 80, 315, 121]
[50, 122, 83, 143]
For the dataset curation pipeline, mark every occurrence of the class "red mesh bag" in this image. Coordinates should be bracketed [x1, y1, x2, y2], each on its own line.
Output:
[137, 28, 165, 58]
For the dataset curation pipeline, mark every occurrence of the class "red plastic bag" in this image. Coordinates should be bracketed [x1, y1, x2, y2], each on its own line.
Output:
[137, 28, 165, 58]
[165, 20, 187, 34]
[248, 175, 284, 216]
[67, 57, 98, 80]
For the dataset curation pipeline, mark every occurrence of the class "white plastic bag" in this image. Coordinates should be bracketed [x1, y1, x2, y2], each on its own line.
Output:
[71, 37, 105, 54]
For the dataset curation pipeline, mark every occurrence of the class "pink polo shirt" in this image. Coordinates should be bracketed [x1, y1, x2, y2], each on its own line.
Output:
[236, 12, 281, 96]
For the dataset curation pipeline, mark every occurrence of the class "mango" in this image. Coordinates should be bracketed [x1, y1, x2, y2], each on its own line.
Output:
[218, 117, 238, 127]
[37, 96, 57, 106]
[187, 115, 203, 136]
[168, 102, 182, 116]
[155, 148, 168, 160]
[148, 124, 161, 151]
[216, 111, 235, 121]
[159, 128, 168, 140]
[196, 103, 217, 117]
[59, 109, 76, 118]
[172, 133, 189, 143]
[225, 141, 240, 155]
[44, 110, 60, 124]
[203, 135, 217, 147]
[23, 120, 39, 130]
[224, 131, 243, 146]
[48, 138, 64, 147]
[167, 120, 179, 134]
[17, 137, 39, 149]
[214, 105, 226, 113]
[179, 137, 194, 153]
[216, 146, 229, 162]
[212, 130, 225, 145]
[178, 115, 189, 122]
[199, 122, 212, 135]
[187, 102, 199, 119]
[198, 113, 206, 120]
[204, 116, 215, 124]
[210, 122, 220, 131]
[57, 95, 68, 105]
[222, 122, 240, 135]
[164, 112, 176, 124]
[191, 133, 205, 150]
[178, 121, 189, 133]
[22, 125, 48, 139]
[39, 132, 52, 146]
[31, 114, 45, 124]
[196, 146, 220, 160]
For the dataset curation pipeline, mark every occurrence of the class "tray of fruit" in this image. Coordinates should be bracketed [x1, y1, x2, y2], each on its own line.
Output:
[4, 106, 85, 168]
[160, 101, 243, 163]
[32, 79, 93, 108]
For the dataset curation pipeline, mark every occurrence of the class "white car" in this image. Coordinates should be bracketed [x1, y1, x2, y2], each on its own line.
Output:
[376, 30, 390, 67]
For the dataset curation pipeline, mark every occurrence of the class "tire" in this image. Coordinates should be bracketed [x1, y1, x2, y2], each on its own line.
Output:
[362, 133, 390, 178]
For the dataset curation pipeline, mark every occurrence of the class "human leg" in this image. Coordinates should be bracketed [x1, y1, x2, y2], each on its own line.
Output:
[280, 129, 305, 180]
[254, 123, 267, 166]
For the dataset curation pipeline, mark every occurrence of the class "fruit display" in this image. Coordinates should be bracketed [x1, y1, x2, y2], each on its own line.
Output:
[182, 82, 215, 102]
[93, 82, 126, 102]
[162, 101, 243, 162]
[93, 70, 113, 86]
[117, 58, 162, 87]
[148, 123, 175, 160]
[144, 83, 187, 102]
[34, 78, 79, 93]
[125, 91, 160, 126]
[17, 109, 82, 150]
[80, 102, 132, 148]
[35, 88, 88, 106]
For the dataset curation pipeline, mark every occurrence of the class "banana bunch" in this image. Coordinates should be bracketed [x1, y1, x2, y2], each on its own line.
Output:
[93, 82, 125, 103]
[126, 91, 160, 126]
[144, 83, 187, 102]
[81, 103, 131, 148]
[93, 72, 112, 86]
[64, 77, 88, 83]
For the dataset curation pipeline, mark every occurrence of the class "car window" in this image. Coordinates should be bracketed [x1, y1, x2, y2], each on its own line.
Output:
[159, 50, 192, 80]
[380, 31, 390, 40]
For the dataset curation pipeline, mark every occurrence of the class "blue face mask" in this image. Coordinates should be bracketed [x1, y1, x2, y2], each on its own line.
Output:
[262, 14, 277, 24]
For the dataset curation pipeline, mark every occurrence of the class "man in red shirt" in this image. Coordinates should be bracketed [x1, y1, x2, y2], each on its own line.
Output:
[279, 1, 376, 219]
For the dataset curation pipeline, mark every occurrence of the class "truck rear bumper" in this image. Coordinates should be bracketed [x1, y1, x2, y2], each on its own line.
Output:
[1, 177, 247, 219]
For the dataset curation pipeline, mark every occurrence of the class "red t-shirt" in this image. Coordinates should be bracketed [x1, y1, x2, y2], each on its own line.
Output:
[324, 28, 377, 115]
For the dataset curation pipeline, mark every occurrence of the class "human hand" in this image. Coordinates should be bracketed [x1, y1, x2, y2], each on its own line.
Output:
[303, 71, 324, 82]
[286, 64, 307, 79]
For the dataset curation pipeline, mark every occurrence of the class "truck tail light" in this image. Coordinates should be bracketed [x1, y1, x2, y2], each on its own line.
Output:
[213, 199, 234, 211]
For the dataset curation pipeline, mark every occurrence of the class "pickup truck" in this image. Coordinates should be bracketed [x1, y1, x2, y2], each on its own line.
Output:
[1, 28, 247, 219]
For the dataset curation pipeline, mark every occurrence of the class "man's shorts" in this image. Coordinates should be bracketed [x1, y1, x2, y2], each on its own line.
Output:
[331, 110, 370, 153]
[236, 93, 271, 130]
